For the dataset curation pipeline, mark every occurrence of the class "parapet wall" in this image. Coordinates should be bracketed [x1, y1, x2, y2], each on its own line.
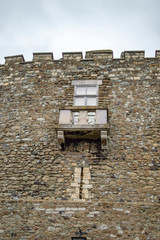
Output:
[1, 49, 160, 64]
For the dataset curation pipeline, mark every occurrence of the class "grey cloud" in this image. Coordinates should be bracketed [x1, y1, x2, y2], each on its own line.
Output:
[0, 0, 160, 63]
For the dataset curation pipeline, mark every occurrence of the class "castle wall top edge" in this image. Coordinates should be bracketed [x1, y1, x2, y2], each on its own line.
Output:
[62, 52, 83, 54]
[4, 54, 25, 63]
[1, 50, 160, 65]
[123, 50, 145, 53]
[5, 54, 25, 59]
[62, 52, 83, 60]
[33, 52, 54, 61]
[33, 52, 54, 55]
[86, 50, 113, 53]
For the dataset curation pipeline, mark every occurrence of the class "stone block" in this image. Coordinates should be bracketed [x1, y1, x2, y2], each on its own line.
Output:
[33, 52, 54, 61]
[62, 52, 82, 60]
[59, 110, 72, 124]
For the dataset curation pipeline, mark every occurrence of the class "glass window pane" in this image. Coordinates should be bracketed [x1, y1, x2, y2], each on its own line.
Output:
[87, 86, 97, 95]
[76, 86, 86, 95]
[75, 97, 85, 106]
[86, 97, 97, 106]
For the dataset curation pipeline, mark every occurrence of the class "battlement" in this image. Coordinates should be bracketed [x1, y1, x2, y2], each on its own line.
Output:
[33, 52, 54, 61]
[155, 50, 160, 57]
[1, 49, 160, 65]
[85, 50, 113, 59]
[4, 54, 25, 64]
[62, 52, 83, 60]
[121, 51, 145, 59]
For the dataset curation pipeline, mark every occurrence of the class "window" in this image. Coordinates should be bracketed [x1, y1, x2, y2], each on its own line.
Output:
[74, 85, 98, 106]
[71, 80, 102, 125]
[72, 80, 102, 107]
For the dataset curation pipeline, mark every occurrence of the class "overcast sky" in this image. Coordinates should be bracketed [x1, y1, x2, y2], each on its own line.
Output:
[0, 0, 160, 63]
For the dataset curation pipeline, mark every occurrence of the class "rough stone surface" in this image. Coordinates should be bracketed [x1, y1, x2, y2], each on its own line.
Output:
[0, 50, 159, 239]
[0, 200, 159, 240]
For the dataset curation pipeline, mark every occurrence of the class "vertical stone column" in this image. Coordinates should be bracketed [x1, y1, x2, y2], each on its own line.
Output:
[71, 168, 81, 200]
[82, 167, 93, 199]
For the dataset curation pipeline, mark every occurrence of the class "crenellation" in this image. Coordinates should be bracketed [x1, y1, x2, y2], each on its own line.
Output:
[122, 50, 145, 60]
[62, 52, 83, 60]
[155, 50, 160, 58]
[85, 50, 113, 59]
[33, 52, 54, 61]
[4, 54, 25, 64]
[0, 50, 160, 66]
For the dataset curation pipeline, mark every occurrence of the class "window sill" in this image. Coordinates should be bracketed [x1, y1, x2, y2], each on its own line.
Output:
[54, 124, 109, 131]
[59, 106, 108, 111]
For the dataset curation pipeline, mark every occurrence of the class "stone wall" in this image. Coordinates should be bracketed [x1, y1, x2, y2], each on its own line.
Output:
[0, 50, 159, 239]
[0, 200, 159, 240]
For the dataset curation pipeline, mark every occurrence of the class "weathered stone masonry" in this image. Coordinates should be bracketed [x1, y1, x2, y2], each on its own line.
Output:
[0, 50, 159, 239]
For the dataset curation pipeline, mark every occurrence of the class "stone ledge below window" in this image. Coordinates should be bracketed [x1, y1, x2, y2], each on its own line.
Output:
[55, 127, 109, 150]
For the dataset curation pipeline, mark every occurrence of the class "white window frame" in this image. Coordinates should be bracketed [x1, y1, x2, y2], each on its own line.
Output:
[74, 85, 98, 106]
[72, 80, 102, 107]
